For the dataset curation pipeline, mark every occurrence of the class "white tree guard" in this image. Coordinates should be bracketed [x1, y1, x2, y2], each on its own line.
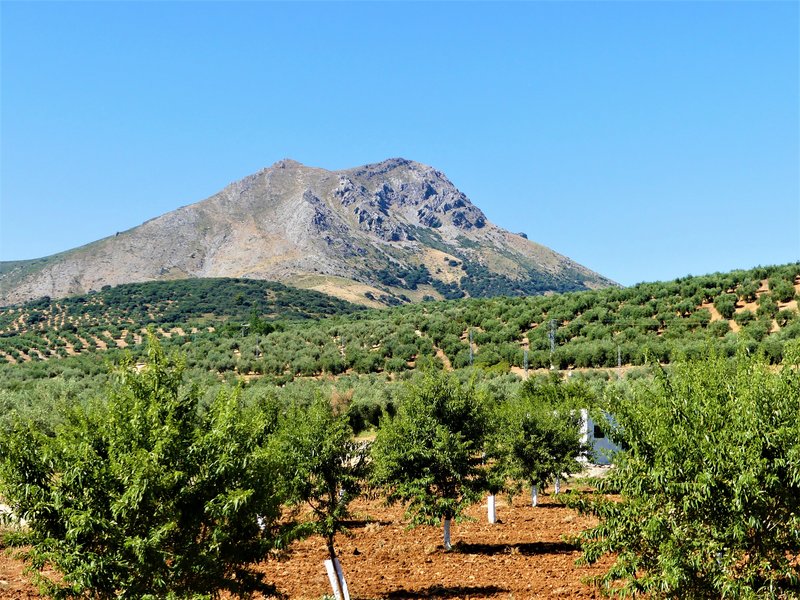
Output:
[324, 558, 350, 600]
[443, 518, 452, 550]
[487, 494, 497, 523]
[554, 476, 561, 495]
[531, 485, 538, 507]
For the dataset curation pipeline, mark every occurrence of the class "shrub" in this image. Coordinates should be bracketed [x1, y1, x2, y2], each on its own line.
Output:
[713, 293, 738, 320]
[769, 278, 797, 303]
[736, 280, 760, 303]
[707, 320, 730, 337]
[733, 309, 755, 327]
[776, 308, 797, 328]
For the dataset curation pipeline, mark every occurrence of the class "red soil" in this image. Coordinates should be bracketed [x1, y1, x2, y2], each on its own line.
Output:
[2, 490, 611, 599]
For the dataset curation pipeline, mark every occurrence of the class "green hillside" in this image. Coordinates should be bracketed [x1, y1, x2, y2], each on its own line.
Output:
[0, 277, 363, 362]
[1, 263, 798, 381]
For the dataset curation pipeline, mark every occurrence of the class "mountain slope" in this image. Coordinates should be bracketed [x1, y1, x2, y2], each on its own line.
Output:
[0, 158, 615, 306]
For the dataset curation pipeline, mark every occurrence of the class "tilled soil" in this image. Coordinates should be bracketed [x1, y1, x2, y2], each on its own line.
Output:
[1, 491, 610, 599]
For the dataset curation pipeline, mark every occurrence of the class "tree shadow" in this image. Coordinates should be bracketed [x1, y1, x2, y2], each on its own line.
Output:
[454, 540, 577, 556]
[522, 503, 566, 510]
[384, 584, 508, 598]
[340, 518, 392, 528]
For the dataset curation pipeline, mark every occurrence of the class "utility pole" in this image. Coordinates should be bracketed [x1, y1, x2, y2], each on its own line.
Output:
[469, 328, 474, 366]
[524, 348, 529, 376]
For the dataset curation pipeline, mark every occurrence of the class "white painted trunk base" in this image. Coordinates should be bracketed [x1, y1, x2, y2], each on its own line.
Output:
[531, 485, 538, 507]
[324, 558, 350, 600]
[487, 494, 497, 523]
[554, 477, 561, 495]
[443, 518, 452, 550]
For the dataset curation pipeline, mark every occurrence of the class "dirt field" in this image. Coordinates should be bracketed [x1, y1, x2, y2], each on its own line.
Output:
[1, 488, 610, 599]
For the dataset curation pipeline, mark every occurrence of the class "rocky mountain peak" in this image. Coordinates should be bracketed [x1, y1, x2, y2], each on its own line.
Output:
[331, 158, 487, 238]
[0, 158, 615, 307]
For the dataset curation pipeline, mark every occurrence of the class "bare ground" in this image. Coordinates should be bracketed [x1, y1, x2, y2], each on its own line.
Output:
[1, 490, 610, 599]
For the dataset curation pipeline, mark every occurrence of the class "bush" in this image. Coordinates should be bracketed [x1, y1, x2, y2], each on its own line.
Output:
[733, 309, 755, 327]
[568, 350, 800, 598]
[776, 308, 797, 328]
[737, 280, 760, 303]
[769, 278, 797, 303]
[707, 320, 730, 337]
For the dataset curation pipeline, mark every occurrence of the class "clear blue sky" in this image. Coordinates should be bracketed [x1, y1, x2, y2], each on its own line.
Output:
[2, 1, 798, 286]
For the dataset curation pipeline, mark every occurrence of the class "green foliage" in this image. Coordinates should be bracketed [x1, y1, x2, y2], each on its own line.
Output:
[769, 277, 797, 303]
[371, 370, 488, 527]
[273, 394, 368, 570]
[459, 261, 586, 298]
[488, 379, 590, 495]
[776, 308, 797, 328]
[707, 320, 730, 338]
[431, 278, 465, 300]
[0, 337, 284, 599]
[737, 279, 760, 303]
[733, 309, 756, 327]
[756, 293, 779, 320]
[567, 350, 800, 598]
[375, 264, 431, 290]
[2, 263, 800, 390]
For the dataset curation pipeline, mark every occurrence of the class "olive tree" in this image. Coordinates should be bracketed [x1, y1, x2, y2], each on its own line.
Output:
[371, 370, 487, 550]
[0, 337, 284, 599]
[769, 277, 797, 303]
[568, 348, 800, 598]
[713, 293, 738, 320]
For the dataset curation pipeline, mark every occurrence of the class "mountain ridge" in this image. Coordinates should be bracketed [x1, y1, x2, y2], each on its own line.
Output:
[0, 158, 615, 306]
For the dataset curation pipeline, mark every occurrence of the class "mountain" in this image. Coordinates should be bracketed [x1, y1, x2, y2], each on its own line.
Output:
[0, 158, 615, 307]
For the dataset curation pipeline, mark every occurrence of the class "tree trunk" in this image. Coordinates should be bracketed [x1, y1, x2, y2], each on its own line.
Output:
[554, 476, 561, 495]
[443, 517, 452, 550]
[487, 494, 497, 523]
[531, 484, 538, 507]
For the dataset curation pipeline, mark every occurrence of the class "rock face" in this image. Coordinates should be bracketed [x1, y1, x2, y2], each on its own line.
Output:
[0, 158, 615, 306]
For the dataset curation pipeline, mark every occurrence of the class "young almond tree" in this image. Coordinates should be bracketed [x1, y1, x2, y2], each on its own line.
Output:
[487, 378, 591, 506]
[371, 369, 487, 550]
[274, 394, 368, 600]
[0, 336, 285, 599]
[568, 348, 800, 598]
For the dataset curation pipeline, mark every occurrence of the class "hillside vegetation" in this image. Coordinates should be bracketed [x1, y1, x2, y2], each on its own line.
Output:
[1, 263, 798, 381]
[0, 278, 362, 363]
